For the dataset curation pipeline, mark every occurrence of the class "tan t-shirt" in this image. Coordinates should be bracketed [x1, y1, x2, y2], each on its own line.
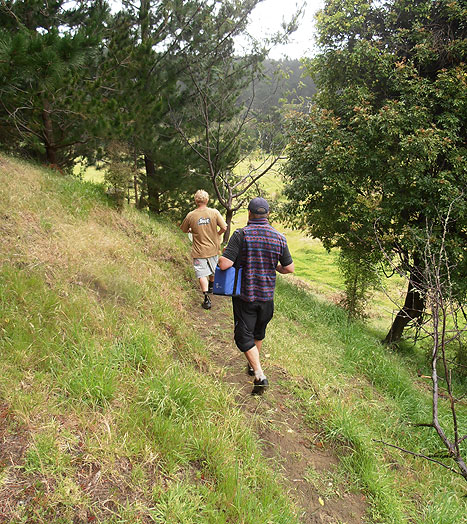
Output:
[181, 207, 227, 258]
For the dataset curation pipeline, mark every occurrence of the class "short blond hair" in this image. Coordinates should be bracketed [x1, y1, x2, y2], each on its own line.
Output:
[194, 189, 209, 204]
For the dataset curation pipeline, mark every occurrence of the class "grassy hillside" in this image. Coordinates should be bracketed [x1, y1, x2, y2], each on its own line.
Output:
[0, 156, 300, 523]
[1, 155, 466, 523]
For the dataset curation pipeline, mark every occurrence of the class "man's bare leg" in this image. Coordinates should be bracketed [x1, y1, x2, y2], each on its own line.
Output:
[244, 345, 266, 381]
[198, 276, 209, 292]
[245, 344, 268, 395]
[245, 340, 264, 376]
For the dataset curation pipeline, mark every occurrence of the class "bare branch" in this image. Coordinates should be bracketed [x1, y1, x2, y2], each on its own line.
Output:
[232, 155, 285, 196]
[372, 439, 462, 475]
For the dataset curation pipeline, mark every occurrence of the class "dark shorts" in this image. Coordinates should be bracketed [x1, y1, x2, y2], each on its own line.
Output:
[232, 297, 274, 352]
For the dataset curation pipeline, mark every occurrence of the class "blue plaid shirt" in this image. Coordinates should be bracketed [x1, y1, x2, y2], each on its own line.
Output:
[223, 218, 292, 302]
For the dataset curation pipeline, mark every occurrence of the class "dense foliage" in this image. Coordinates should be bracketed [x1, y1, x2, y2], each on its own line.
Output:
[94, 0, 209, 214]
[0, 0, 108, 169]
[283, 0, 467, 341]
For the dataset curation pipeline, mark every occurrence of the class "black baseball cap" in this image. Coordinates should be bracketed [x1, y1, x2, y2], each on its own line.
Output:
[248, 197, 269, 215]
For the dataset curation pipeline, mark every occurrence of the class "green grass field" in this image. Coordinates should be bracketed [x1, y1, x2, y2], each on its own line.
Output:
[74, 159, 106, 183]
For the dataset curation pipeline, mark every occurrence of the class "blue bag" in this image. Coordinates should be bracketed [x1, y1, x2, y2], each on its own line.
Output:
[213, 228, 244, 296]
[213, 266, 242, 296]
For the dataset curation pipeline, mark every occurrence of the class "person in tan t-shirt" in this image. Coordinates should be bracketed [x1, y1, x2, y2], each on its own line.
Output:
[181, 190, 227, 309]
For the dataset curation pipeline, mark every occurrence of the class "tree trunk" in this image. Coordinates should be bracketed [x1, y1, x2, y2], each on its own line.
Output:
[133, 174, 139, 206]
[136, 189, 147, 209]
[383, 262, 425, 345]
[145, 155, 161, 214]
[139, 0, 150, 42]
[42, 100, 57, 165]
[223, 208, 234, 243]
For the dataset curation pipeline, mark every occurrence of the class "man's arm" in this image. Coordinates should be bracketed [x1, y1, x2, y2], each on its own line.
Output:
[218, 229, 242, 269]
[216, 211, 227, 236]
[218, 255, 234, 270]
[276, 262, 295, 274]
[277, 241, 294, 274]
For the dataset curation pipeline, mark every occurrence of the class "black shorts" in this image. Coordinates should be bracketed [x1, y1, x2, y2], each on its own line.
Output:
[232, 297, 274, 352]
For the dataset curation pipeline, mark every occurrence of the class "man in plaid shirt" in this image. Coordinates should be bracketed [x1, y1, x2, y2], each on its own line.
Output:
[218, 197, 294, 395]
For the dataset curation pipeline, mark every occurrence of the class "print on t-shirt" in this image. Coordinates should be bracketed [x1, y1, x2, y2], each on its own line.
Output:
[198, 217, 211, 226]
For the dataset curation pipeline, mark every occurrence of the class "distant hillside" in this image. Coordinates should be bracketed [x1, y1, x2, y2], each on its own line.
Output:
[0, 155, 465, 524]
[244, 58, 316, 114]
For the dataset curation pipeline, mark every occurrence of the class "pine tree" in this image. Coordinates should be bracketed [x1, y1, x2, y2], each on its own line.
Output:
[0, 1, 109, 169]
[94, 1, 209, 214]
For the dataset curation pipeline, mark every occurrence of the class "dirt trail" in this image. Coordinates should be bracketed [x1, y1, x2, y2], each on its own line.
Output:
[192, 293, 368, 524]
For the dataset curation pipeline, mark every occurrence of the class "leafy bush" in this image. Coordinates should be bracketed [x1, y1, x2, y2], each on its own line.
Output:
[337, 247, 381, 319]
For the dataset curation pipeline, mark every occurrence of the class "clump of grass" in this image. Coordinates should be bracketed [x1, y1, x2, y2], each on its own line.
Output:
[24, 432, 68, 475]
